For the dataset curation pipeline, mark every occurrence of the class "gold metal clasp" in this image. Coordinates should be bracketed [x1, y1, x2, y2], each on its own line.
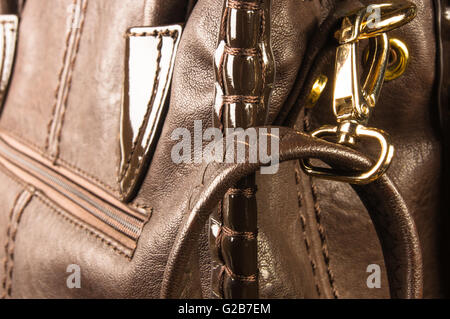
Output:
[301, 2, 416, 184]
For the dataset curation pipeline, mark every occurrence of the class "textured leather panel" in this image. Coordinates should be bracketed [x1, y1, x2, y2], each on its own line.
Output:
[133, 0, 329, 298]
[0, 0, 191, 198]
[161, 127, 422, 299]
[0, 164, 26, 296]
[135, 0, 325, 238]
[0, 0, 194, 299]
[0, 0, 78, 151]
[312, 178, 390, 298]
[256, 161, 319, 298]
[0, 134, 150, 256]
[45, 0, 89, 160]
[0, 0, 437, 299]
[11, 196, 134, 298]
[298, 0, 443, 297]
[55, 0, 147, 193]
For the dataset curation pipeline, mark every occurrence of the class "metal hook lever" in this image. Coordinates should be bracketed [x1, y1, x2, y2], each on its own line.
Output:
[300, 1, 416, 184]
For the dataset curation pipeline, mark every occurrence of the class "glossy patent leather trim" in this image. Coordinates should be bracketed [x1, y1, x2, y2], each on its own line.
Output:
[119, 24, 182, 202]
[210, 0, 275, 299]
[0, 15, 18, 110]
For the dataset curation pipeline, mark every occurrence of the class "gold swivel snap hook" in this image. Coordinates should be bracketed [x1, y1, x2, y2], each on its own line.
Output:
[300, 2, 417, 184]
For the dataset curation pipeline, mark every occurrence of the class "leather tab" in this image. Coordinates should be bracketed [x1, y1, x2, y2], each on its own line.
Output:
[119, 25, 182, 202]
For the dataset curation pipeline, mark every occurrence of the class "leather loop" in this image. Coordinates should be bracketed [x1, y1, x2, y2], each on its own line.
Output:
[161, 127, 423, 299]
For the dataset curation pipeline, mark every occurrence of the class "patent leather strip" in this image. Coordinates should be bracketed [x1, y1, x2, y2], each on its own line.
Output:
[162, 127, 423, 299]
[0, 132, 150, 258]
[210, 0, 275, 299]
[119, 25, 182, 202]
[0, 15, 18, 110]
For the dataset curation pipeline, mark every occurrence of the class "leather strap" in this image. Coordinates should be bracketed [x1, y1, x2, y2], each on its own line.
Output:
[161, 127, 423, 298]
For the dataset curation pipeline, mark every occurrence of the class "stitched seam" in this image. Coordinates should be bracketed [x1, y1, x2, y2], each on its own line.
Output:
[303, 108, 339, 299]
[310, 179, 339, 298]
[33, 192, 132, 259]
[52, 0, 89, 160]
[218, 96, 262, 125]
[119, 31, 179, 198]
[117, 33, 164, 184]
[126, 29, 178, 38]
[227, 0, 261, 10]
[214, 0, 265, 298]
[223, 264, 257, 282]
[217, 2, 265, 132]
[222, 95, 261, 104]
[4, 192, 32, 298]
[225, 186, 257, 198]
[1, 189, 33, 298]
[0, 129, 153, 216]
[118, 31, 178, 184]
[45, 0, 78, 151]
[129, 203, 153, 217]
[0, 154, 134, 260]
[294, 162, 321, 297]
[221, 226, 257, 240]
[1, 191, 21, 299]
[224, 45, 258, 56]
[0, 129, 119, 195]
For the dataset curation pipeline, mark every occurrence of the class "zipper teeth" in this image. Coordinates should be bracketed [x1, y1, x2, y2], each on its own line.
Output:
[0, 142, 142, 238]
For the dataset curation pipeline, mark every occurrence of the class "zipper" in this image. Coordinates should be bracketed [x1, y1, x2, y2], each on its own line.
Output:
[0, 132, 149, 256]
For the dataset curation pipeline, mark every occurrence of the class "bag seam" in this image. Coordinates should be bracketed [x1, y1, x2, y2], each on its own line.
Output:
[45, 0, 89, 161]
[294, 161, 322, 297]
[1, 129, 119, 195]
[118, 29, 179, 199]
[1, 187, 33, 298]
[303, 108, 339, 298]
[0, 162, 133, 260]
[45, 0, 78, 152]
[52, 0, 89, 160]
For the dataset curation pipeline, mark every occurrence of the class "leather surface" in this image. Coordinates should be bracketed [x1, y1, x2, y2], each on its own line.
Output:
[0, 165, 25, 298]
[0, 0, 442, 299]
[209, 0, 275, 299]
[287, 0, 445, 298]
[161, 127, 422, 299]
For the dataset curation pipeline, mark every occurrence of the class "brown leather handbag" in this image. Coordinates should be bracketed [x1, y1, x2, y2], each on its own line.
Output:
[0, 0, 447, 299]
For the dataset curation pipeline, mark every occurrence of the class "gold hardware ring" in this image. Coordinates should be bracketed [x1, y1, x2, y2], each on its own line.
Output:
[301, 122, 395, 184]
[300, 1, 416, 184]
